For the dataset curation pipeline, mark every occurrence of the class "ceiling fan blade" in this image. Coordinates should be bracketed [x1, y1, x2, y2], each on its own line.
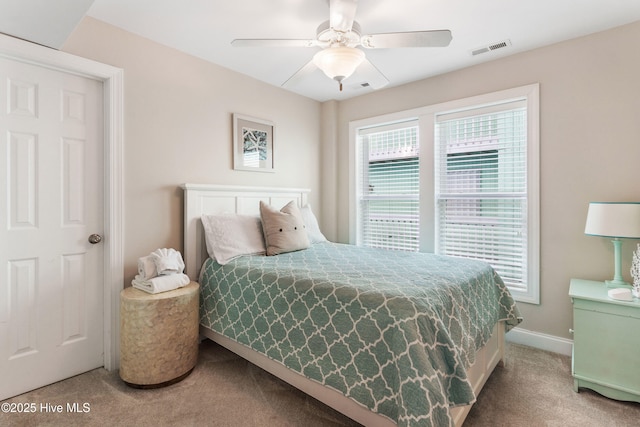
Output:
[282, 60, 318, 88]
[355, 58, 389, 90]
[232, 39, 316, 48]
[329, 0, 358, 32]
[362, 30, 452, 49]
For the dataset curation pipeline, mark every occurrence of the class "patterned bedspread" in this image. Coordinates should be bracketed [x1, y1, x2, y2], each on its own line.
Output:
[199, 242, 522, 426]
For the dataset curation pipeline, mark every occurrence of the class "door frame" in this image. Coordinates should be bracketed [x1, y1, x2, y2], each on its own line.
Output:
[0, 33, 124, 370]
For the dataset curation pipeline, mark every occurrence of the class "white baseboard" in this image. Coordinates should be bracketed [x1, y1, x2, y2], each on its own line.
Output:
[505, 327, 573, 356]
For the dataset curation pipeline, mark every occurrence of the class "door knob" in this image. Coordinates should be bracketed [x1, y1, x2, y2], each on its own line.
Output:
[88, 234, 102, 244]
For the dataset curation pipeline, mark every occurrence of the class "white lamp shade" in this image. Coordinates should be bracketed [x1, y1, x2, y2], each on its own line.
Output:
[313, 46, 365, 82]
[584, 202, 640, 238]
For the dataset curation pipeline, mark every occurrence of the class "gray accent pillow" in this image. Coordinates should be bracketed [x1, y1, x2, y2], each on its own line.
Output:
[260, 200, 310, 256]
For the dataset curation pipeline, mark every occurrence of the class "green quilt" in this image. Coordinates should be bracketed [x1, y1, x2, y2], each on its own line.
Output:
[199, 242, 522, 426]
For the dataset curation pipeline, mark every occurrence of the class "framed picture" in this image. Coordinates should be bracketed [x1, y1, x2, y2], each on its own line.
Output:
[233, 113, 274, 172]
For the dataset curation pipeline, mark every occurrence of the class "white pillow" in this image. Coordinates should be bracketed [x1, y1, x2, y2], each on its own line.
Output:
[300, 204, 327, 243]
[201, 213, 265, 265]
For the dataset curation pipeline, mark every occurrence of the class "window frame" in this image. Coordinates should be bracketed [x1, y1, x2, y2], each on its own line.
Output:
[349, 84, 540, 304]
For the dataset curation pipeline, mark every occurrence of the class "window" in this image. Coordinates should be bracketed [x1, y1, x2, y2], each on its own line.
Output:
[351, 84, 539, 303]
[356, 121, 420, 251]
[435, 101, 528, 294]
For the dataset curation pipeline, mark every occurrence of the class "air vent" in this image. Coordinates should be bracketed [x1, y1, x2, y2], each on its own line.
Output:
[471, 39, 511, 56]
[346, 82, 371, 91]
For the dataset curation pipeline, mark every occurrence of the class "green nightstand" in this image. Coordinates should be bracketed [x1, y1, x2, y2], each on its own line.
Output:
[569, 278, 640, 403]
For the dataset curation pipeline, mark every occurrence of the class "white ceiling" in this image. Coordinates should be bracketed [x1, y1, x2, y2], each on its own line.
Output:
[3, 0, 640, 102]
[0, 0, 94, 48]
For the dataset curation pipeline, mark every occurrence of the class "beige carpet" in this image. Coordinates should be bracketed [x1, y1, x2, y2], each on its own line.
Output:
[1, 340, 639, 427]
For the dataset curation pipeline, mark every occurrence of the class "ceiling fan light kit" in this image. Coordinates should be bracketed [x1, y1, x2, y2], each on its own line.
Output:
[313, 46, 365, 90]
[231, 0, 452, 93]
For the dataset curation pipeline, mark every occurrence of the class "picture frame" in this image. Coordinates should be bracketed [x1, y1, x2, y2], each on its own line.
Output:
[233, 113, 274, 172]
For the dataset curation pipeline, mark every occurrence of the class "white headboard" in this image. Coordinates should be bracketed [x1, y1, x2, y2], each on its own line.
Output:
[181, 184, 310, 279]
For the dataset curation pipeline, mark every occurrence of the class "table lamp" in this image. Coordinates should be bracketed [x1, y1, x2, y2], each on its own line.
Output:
[584, 202, 640, 288]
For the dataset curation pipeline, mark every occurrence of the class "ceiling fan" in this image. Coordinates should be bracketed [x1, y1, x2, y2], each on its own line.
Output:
[231, 0, 452, 92]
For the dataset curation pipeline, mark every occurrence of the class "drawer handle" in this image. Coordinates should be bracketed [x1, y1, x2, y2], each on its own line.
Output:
[569, 328, 574, 334]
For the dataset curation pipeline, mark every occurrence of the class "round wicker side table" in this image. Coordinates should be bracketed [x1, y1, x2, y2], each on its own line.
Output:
[119, 282, 199, 388]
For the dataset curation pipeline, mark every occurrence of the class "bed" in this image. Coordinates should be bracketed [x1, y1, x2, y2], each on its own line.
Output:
[182, 184, 522, 427]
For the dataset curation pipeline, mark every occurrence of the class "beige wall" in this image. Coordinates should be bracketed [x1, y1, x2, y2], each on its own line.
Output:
[63, 16, 640, 342]
[62, 17, 322, 282]
[328, 21, 640, 339]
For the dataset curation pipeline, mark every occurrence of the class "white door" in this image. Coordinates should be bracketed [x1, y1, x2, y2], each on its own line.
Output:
[0, 56, 104, 400]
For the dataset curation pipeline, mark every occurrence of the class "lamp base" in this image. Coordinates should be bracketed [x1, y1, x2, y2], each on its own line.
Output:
[605, 279, 632, 289]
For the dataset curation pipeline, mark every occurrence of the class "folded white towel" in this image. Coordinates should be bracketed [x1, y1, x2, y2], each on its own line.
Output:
[132, 273, 190, 294]
[150, 248, 185, 275]
[137, 256, 158, 280]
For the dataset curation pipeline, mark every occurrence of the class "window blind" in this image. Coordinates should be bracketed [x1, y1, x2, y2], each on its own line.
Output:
[358, 122, 419, 251]
[435, 101, 528, 291]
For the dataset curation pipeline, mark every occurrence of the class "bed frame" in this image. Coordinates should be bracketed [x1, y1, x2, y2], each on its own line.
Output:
[181, 183, 505, 426]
